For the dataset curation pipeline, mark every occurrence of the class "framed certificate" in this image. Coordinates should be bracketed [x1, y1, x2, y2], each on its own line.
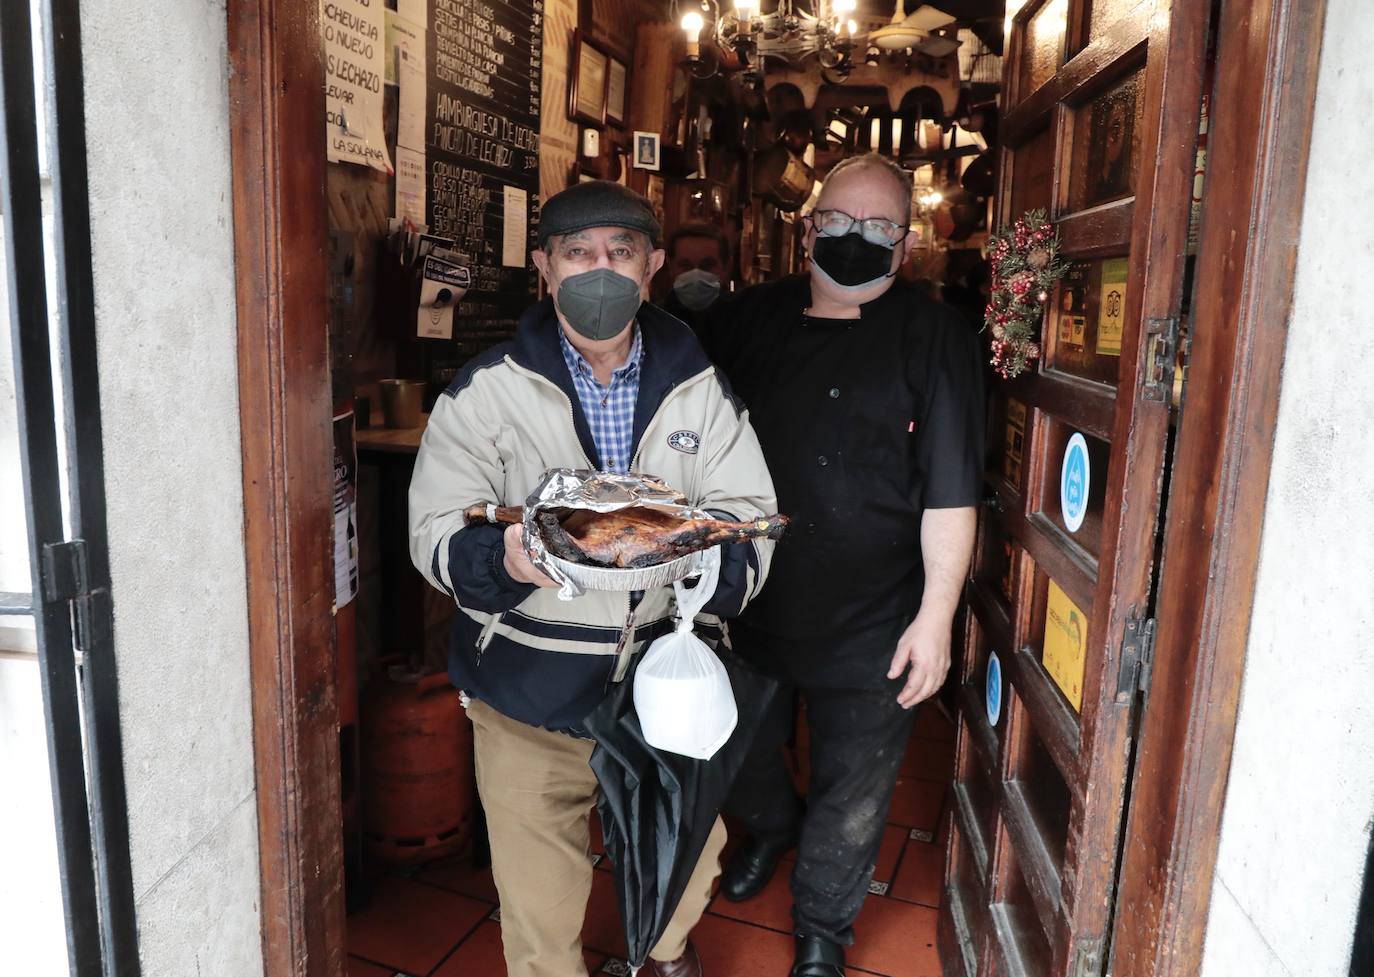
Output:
[606, 58, 628, 127]
[569, 30, 608, 126]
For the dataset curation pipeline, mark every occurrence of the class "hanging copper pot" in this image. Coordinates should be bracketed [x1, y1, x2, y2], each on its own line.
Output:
[752, 143, 815, 212]
[361, 665, 474, 866]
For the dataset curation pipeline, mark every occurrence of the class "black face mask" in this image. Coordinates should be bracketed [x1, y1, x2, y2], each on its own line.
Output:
[810, 231, 897, 289]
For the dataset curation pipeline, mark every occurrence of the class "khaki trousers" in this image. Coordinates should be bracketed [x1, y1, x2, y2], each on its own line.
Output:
[468, 698, 727, 977]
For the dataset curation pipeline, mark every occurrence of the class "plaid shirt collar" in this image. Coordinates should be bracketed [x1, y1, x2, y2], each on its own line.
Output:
[558, 324, 643, 473]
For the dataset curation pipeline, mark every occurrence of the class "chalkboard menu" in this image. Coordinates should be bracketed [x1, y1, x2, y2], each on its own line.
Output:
[426, 0, 543, 343]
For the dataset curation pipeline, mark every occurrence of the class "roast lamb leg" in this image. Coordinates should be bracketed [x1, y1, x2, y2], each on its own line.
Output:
[464, 503, 789, 569]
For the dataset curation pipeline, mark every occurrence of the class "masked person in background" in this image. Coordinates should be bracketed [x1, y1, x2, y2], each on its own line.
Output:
[707, 154, 985, 977]
[409, 180, 780, 977]
[659, 222, 733, 340]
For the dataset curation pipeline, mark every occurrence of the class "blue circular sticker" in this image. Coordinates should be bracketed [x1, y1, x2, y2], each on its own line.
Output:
[1060, 432, 1090, 533]
[986, 651, 1003, 727]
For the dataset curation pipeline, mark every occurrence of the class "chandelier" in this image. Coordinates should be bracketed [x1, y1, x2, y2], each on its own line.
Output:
[677, 0, 860, 87]
[677, 0, 962, 87]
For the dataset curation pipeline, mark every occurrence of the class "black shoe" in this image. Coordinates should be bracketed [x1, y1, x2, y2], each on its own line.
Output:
[719, 833, 796, 902]
[790, 934, 845, 977]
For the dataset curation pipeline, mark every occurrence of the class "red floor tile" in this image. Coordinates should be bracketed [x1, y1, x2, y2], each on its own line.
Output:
[691, 913, 798, 975]
[581, 866, 629, 957]
[347, 876, 490, 975]
[346, 958, 399, 977]
[873, 824, 908, 884]
[890, 840, 943, 908]
[708, 862, 794, 933]
[431, 920, 604, 976]
[885, 778, 945, 832]
[848, 895, 942, 977]
[418, 856, 500, 904]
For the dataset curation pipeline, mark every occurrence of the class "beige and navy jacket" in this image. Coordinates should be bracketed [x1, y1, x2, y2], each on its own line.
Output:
[408, 297, 777, 731]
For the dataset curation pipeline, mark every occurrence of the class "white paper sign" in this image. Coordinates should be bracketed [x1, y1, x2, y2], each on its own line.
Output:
[398, 0, 426, 27]
[384, 9, 425, 87]
[397, 53, 426, 152]
[322, 0, 393, 173]
[502, 185, 528, 268]
[395, 146, 426, 225]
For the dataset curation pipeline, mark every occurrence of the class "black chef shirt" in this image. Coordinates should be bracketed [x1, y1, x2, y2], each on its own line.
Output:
[710, 275, 985, 670]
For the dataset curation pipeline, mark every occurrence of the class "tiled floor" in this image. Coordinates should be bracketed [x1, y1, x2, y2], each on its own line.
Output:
[347, 703, 955, 977]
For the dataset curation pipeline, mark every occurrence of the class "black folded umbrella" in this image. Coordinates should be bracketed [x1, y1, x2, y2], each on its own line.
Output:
[584, 645, 779, 970]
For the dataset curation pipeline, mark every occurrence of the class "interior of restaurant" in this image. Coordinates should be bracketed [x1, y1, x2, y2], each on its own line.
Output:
[322, 0, 1177, 973]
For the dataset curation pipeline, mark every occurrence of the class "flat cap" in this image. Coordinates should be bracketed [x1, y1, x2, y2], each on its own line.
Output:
[538, 179, 661, 247]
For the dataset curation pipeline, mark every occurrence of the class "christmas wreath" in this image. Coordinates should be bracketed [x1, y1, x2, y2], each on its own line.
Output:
[984, 209, 1069, 379]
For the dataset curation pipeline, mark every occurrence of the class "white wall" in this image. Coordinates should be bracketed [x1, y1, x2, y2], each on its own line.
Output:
[82, 1, 264, 975]
[1199, 1, 1374, 974]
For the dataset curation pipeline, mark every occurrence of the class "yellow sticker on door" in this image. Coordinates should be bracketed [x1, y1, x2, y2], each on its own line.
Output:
[1043, 579, 1087, 711]
[1096, 257, 1129, 356]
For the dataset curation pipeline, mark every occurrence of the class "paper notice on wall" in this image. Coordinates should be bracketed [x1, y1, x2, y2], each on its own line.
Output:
[332, 411, 359, 610]
[398, 0, 426, 27]
[322, 0, 392, 173]
[397, 52, 426, 152]
[385, 9, 425, 87]
[395, 146, 426, 225]
[502, 186, 528, 268]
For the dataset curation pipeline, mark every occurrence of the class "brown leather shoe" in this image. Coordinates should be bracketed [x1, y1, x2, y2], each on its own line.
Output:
[642, 941, 703, 977]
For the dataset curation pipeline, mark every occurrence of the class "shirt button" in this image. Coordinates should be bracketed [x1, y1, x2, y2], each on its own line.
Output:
[818, 455, 829, 467]
[828, 387, 840, 399]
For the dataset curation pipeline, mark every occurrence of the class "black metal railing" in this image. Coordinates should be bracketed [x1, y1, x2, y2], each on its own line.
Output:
[1, 0, 139, 973]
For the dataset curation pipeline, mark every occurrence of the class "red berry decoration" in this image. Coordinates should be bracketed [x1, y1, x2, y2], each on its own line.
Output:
[982, 209, 1069, 379]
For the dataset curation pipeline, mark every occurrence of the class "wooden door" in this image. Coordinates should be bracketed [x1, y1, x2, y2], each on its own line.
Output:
[938, 1, 1209, 975]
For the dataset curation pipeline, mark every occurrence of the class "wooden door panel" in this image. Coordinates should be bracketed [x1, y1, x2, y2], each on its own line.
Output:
[942, 0, 1210, 973]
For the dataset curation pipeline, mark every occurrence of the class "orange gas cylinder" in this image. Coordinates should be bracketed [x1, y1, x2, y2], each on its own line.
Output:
[361, 665, 475, 866]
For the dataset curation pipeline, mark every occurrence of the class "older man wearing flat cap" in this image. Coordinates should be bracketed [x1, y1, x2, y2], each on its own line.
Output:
[409, 180, 779, 977]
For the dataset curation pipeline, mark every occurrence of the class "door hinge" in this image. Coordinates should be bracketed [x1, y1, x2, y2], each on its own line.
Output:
[1070, 937, 1106, 977]
[1141, 315, 1180, 401]
[41, 539, 110, 652]
[42, 539, 88, 602]
[1116, 610, 1156, 701]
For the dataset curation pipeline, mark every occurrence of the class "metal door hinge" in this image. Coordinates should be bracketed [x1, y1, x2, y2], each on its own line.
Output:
[1116, 610, 1156, 701]
[41, 539, 88, 602]
[1141, 315, 1180, 401]
[41, 539, 111, 652]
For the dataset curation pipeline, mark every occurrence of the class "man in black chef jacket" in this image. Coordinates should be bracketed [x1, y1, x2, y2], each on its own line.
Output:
[709, 153, 984, 977]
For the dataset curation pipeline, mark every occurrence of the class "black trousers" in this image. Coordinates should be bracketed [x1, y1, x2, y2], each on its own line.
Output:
[724, 625, 915, 946]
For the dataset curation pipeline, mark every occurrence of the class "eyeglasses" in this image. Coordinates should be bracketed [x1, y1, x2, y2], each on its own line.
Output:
[807, 209, 907, 247]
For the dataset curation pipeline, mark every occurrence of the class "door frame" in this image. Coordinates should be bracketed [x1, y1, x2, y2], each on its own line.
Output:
[1107, 0, 1329, 973]
[228, 0, 346, 975]
[223, 0, 1328, 975]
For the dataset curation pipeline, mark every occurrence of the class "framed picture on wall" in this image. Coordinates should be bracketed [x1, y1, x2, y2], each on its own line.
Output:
[633, 131, 661, 171]
[606, 58, 628, 127]
[569, 30, 608, 126]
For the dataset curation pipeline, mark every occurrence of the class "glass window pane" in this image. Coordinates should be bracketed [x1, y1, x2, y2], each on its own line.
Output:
[997, 840, 1055, 973]
[1009, 126, 1057, 218]
[1067, 68, 1145, 211]
[1087, 0, 1138, 43]
[1014, 724, 1073, 866]
[1036, 419, 1110, 561]
[1046, 257, 1131, 385]
[1018, 0, 1069, 98]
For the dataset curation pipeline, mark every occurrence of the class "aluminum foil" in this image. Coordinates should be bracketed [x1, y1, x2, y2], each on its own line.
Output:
[522, 468, 712, 600]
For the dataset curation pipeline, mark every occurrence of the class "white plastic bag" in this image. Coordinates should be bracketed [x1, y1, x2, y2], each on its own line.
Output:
[633, 548, 738, 760]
